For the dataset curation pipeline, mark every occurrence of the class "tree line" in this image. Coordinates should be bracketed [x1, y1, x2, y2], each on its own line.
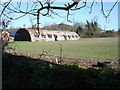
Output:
[74, 20, 118, 38]
[41, 21, 118, 38]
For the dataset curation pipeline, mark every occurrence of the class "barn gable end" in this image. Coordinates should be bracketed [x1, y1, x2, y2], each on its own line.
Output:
[14, 28, 32, 41]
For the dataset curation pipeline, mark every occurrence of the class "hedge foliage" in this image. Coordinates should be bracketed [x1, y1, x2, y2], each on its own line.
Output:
[3, 53, 120, 88]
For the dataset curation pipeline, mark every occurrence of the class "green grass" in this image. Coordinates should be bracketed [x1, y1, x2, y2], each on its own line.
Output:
[8, 38, 118, 61]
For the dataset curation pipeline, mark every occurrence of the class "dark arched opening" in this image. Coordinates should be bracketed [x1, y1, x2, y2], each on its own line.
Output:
[14, 28, 31, 41]
[63, 35, 67, 40]
[54, 35, 58, 41]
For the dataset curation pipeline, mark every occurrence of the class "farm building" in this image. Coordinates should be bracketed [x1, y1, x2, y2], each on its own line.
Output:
[14, 28, 80, 42]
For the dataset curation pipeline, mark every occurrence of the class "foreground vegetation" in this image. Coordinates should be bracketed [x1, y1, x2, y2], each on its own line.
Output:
[8, 38, 118, 61]
[3, 53, 120, 88]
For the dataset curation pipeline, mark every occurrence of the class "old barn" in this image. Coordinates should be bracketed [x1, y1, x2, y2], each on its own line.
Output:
[14, 28, 80, 42]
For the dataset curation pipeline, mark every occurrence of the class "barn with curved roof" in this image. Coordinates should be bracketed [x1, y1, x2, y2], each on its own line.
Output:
[14, 28, 80, 42]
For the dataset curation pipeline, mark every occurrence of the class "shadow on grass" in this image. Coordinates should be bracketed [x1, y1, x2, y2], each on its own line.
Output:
[2, 53, 120, 88]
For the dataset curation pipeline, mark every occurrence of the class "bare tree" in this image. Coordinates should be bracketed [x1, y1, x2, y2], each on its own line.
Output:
[0, 0, 119, 33]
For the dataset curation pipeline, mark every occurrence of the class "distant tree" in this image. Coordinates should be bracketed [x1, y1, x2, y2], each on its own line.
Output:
[77, 26, 81, 33]
[85, 20, 93, 38]
[105, 30, 114, 37]
[85, 20, 101, 38]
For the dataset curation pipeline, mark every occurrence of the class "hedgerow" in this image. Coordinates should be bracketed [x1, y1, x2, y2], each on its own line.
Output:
[3, 53, 120, 88]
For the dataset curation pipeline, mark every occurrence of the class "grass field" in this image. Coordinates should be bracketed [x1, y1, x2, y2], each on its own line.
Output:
[8, 38, 118, 61]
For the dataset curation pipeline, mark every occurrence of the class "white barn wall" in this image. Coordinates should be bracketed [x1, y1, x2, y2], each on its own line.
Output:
[39, 30, 80, 41]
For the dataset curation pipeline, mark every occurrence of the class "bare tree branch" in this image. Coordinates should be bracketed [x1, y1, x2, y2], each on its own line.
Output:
[100, 0, 119, 20]
[0, 0, 12, 17]
[36, 1, 79, 33]
[89, 0, 95, 14]
[70, 0, 86, 10]
[0, 0, 118, 34]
